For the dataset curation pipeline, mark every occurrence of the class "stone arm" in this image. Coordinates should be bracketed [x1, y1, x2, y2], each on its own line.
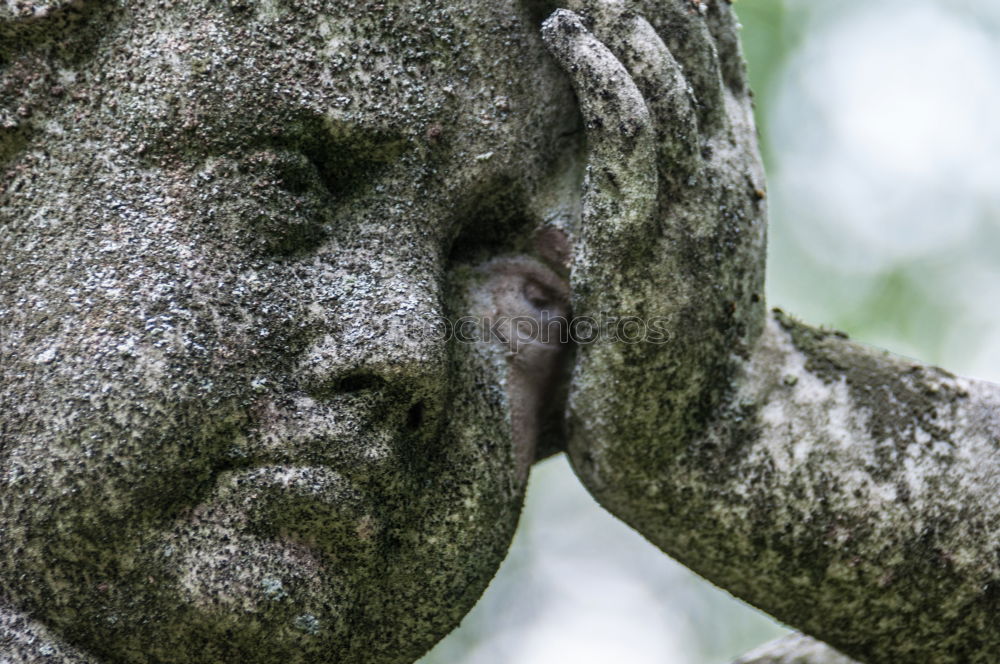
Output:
[541, 3, 1000, 663]
[705, 311, 1000, 664]
[731, 633, 859, 664]
[0, 604, 98, 663]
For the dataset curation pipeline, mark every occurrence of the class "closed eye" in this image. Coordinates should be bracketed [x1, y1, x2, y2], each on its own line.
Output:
[197, 120, 408, 259]
[295, 122, 408, 201]
[522, 280, 556, 310]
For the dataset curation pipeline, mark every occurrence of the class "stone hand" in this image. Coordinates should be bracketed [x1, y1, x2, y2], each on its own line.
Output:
[544, 7, 1000, 663]
[540, 1, 768, 498]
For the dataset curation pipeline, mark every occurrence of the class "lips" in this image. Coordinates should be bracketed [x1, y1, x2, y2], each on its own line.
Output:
[208, 465, 381, 562]
[196, 382, 436, 568]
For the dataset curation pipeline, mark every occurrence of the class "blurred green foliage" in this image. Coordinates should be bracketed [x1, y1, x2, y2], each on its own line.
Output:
[733, 0, 804, 166]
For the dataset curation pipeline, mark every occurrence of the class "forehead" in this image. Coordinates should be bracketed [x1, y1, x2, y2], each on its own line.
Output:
[107, 0, 560, 156]
[63, 0, 574, 244]
[2, 0, 577, 296]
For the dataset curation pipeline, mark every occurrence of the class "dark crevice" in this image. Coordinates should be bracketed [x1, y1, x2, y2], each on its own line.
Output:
[405, 400, 425, 431]
[1, 0, 115, 65]
[446, 175, 533, 265]
[329, 372, 385, 394]
[523, 0, 560, 27]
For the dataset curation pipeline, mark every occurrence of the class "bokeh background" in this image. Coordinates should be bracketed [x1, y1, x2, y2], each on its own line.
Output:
[421, 0, 1000, 661]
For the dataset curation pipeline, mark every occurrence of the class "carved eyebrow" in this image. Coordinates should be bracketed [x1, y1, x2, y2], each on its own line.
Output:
[0, 0, 112, 58]
[181, 115, 409, 200]
[296, 122, 409, 198]
[1, 0, 114, 165]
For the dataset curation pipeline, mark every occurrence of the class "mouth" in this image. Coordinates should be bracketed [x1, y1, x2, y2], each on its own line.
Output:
[191, 382, 448, 570]
[208, 465, 381, 562]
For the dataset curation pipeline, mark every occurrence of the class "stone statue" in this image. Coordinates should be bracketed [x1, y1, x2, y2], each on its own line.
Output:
[4, 1, 1000, 663]
[2, 1, 578, 661]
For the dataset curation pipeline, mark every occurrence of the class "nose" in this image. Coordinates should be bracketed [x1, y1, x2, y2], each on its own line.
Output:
[293, 255, 448, 437]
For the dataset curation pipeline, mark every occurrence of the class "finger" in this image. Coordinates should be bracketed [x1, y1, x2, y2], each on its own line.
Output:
[540, 9, 658, 281]
[703, 0, 750, 98]
[634, 0, 728, 135]
[588, 10, 701, 179]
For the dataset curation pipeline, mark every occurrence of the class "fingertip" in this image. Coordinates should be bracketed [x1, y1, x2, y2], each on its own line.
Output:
[541, 8, 585, 43]
[643, 0, 728, 134]
[704, 0, 750, 97]
[540, 8, 591, 69]
[540, 8, 651, 139]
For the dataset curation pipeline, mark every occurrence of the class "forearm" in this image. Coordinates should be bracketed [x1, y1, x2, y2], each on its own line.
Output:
[570, 309, 1000, 663]
[730, 633, 859, 664]
[1, 603, 97, 663]
[540, 3, 1000, 659]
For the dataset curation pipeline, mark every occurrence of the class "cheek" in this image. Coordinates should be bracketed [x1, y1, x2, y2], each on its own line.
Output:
[388, 322, 525, 627]
[0, 243, 302, 576]
[3, 251, 529, 660]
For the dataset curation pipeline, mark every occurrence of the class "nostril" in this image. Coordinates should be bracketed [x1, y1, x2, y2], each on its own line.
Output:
[330, 373, 384, 394]
[405, 401, 425, 431]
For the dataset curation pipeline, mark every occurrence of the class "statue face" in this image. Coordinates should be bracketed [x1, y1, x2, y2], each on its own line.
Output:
[0, 1, 575, 662]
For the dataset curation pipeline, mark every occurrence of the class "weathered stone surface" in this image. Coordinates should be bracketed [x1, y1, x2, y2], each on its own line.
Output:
[732, 633, 859, 664]
[569, 307, 1000, 663]
[2, 1, 578, 661]
[7, 0, 1000, 662]
[541, 3, 1000, 663]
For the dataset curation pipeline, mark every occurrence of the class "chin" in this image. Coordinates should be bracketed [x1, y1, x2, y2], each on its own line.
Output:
[47, 403, 525, 663]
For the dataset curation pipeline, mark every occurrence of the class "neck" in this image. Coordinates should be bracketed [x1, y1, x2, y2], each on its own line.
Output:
[1, 603, 97, 663]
